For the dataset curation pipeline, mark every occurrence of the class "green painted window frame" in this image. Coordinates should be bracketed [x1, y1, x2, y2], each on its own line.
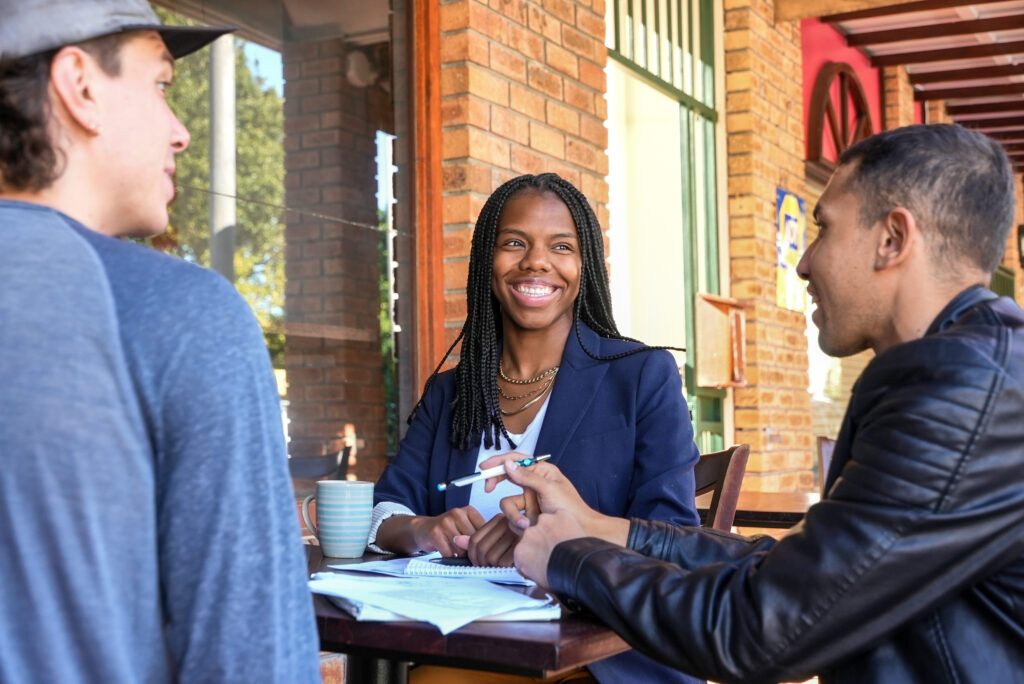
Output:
[991, 265, 1016, 300]
[608, 0, 723, 452]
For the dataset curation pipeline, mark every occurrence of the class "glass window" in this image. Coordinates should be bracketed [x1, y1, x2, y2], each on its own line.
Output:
[146, 2, 406, 481]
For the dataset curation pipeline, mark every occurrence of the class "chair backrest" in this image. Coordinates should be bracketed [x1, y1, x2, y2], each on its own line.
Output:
[816, 435, 836, 493]
[694, 444, 750, 531]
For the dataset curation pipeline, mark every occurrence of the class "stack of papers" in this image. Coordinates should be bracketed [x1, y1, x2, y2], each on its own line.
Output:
[332, 551, 532, 585]
[309, 571, 560, 634]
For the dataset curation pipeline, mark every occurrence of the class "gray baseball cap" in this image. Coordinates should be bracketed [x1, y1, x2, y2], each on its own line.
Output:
[0, 0, 234, 61]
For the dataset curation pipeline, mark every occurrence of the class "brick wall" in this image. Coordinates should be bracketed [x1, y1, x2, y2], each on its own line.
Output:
[1008, 180, 1024, 305]
[725, 0, 814, 492]
[437, 0, 610, 350]
[282, 37, 391, 480]
[926, 100, 952, 124]
[882, 66, 915, 128]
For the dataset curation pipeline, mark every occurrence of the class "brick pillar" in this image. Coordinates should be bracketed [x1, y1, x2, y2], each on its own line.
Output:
[926, 100, 952, 124]
[1010, 181, 1024, 305]
[437, 0, 609, 350]
[282, 38, 390, 480]
[882, 66, 915, 128]
[725, 0, 813, 492]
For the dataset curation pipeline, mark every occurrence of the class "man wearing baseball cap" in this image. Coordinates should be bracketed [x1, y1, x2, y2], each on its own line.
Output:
[0, 2, 321, 681]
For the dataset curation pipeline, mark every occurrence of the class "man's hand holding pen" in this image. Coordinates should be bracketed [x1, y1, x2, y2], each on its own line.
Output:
[485, 458, 632, 588]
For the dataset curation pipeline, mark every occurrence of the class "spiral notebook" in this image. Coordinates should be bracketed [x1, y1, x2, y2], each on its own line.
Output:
[405, 553, 529, 584]
[332, 551, 532, 585]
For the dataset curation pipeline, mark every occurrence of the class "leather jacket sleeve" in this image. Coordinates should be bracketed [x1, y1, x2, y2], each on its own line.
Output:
[548, 334, 1024, 683]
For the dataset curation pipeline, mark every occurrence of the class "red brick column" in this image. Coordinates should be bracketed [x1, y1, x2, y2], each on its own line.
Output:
[883, 66, 915, 128]
[725, 0, 814, 491]
[436, 0, 610, 354]
[282, 37, 390, 480]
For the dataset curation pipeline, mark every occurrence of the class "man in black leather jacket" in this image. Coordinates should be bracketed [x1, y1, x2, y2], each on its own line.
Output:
[496, 124, 1024, 682]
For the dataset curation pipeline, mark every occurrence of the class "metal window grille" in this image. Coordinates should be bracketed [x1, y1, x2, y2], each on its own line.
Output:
[607, 0, 716, 117]
[607, 0, 724, 448]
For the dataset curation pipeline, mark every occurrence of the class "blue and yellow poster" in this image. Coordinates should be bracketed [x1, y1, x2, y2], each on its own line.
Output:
[776, 188, 806, 312]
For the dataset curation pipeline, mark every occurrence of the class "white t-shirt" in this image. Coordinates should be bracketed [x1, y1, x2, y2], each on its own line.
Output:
[366, 396, 551, 551]
[468, 397, 550, 521]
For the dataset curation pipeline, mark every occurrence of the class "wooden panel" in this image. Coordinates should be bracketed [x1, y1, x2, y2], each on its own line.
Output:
[285, 321, 377, 343]
[412, 0, 445, 390]
[822, 0, 1010, 23]
[776, 0, 924, 22]
[695, 293, 746, 388]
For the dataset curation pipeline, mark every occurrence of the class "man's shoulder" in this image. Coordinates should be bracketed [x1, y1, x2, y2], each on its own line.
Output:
[854, 295, 1024, 426]
[69, 225, 254, 329]
[871, 296, 1023, 380]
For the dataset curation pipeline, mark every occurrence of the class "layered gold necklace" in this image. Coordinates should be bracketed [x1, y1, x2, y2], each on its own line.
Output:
[498, 361, 559, 416]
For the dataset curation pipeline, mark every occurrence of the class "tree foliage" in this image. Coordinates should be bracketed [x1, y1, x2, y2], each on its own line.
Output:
[150, 6, 286, 364]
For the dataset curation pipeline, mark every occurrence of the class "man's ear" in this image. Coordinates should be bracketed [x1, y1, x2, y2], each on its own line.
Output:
[875, 207, 916, 271]
[49, 46, 103, 136]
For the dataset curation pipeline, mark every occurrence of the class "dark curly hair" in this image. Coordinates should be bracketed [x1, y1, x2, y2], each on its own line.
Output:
[409, 173, 683, 451]
[0, 34, 126, 193]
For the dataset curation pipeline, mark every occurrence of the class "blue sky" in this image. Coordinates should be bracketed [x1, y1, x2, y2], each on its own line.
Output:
[243, 42, 283, 95]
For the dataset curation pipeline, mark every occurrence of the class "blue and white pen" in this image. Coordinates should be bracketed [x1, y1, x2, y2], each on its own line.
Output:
[435, 454, 551, 491]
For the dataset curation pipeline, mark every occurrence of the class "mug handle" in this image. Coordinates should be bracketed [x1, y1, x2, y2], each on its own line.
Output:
[301, 494, 318, 541]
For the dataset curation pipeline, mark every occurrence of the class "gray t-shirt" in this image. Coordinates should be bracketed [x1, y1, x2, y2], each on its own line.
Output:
[0, 200, 320, 683]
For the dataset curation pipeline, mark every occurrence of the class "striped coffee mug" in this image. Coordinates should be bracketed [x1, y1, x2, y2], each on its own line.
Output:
[302, 480, 374, 558]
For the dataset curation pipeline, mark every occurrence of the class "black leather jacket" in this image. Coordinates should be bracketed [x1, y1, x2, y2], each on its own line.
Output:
[548, 287, 1024, 683]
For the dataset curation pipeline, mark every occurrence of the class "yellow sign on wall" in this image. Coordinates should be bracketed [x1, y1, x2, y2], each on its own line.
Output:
[777, 188, 807, 312]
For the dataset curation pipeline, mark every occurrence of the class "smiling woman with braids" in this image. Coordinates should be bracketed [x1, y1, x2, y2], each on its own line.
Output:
[370, 173, 702, 683]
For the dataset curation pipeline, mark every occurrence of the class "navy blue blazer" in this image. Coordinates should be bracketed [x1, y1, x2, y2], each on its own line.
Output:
[375, 322, 703, 684]
[375, 322, 700, 527]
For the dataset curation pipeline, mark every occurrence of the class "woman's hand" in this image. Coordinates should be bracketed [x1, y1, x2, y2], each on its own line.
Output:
[452, 514, 520, 567]
[478, 451, 529, 492]
[406, 506, 487, 557]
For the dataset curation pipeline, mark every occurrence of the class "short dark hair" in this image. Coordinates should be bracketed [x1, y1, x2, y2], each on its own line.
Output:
[409, 173, 670, 451]
[838, 124, 1015, 274]
[0, 33, 126, 193]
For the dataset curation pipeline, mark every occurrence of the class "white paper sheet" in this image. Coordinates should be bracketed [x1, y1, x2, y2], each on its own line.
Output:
[326, 594, 560, 623]
[309, 572, 552, 634]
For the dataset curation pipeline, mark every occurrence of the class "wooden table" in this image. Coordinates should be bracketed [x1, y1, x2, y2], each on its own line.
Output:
[307, 546, 629, 684]
[697, 490, 820, 529]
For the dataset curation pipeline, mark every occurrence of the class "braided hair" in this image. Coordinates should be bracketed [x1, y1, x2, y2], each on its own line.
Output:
[408, 173, 682, 451]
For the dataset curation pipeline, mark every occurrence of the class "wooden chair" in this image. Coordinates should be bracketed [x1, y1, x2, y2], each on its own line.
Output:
[289, 445, 351, 481]
[816, 435, 836, 494]
[694, 444, 750, 531]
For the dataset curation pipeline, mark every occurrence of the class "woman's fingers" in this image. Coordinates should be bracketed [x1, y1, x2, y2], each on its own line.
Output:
[466, 516, 513, 566]
[480, 451, 528, 492]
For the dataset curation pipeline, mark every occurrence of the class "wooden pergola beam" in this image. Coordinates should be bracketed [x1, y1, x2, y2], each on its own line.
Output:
[847, 14, 1024, 46]
[946, 100, 1024, 116]
[915, 82, 1024, 101]
[776, 0, 926, 23]
[958, 116, 1024, 129]
[874, 40, 1024, 67]
[910, 63, 1024, 85]
[821, 0, 1010, 23]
